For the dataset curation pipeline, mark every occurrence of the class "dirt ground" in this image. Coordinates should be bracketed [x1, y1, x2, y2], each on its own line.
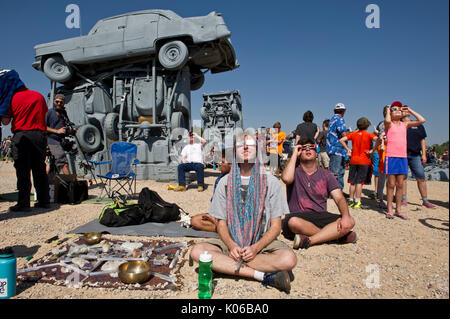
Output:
[0, 160, 448, 299]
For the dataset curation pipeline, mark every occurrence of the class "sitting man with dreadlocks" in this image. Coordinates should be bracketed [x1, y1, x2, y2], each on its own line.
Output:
[190, 129, 297, 294]
[281, 138, 357, 249]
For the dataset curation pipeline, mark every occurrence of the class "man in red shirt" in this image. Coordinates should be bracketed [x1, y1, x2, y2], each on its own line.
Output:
[0, 70, 50, 212]
[339, 117, 378, 209]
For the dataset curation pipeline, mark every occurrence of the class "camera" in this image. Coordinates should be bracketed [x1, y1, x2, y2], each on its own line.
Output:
[58, 109, 76, 137]
[60, 137, 75, 152]
[57, 108, 77, 152]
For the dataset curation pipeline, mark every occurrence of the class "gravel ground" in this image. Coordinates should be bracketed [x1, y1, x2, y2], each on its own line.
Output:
[0, 160, 448, 299]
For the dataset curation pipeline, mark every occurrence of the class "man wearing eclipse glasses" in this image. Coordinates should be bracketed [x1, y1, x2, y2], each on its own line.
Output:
[281, 137, 357, 249]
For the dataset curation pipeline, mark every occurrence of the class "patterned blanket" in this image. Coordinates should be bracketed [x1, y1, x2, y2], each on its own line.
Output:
[17, 237, 192, 291]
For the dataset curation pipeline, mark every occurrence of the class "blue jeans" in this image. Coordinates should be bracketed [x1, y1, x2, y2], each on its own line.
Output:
[407, 154, 425, 180]
[178, 162, 204, 186]
[329, 154, 346, 190]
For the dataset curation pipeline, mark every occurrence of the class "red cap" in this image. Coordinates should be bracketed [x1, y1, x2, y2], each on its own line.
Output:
[391, 101, 403, 108]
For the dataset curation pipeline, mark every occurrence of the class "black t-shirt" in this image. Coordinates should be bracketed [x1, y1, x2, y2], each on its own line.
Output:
[317, 130, 327, 153]
[295, 122, 318, 141]
[407, 125, 427, 155]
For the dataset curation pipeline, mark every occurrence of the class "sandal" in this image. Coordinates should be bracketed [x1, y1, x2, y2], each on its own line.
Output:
[394, 212, 408, 220]
[386, 212, 395, 219]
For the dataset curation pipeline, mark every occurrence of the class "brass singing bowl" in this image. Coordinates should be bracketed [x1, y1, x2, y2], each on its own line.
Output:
[83, 232, 102, 245]
[118, 261, 152, 284]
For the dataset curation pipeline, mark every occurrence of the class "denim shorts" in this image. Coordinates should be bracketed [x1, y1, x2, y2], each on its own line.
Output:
[407, 154, 425, 180]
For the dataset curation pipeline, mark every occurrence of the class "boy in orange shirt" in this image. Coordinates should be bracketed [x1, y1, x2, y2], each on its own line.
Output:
[339, 117, 378, 209]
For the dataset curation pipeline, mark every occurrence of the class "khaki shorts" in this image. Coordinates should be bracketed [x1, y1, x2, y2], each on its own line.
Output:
[318, 152, 330, 168]
[48, 143, 68, 168]
[205, 238, 290, 255]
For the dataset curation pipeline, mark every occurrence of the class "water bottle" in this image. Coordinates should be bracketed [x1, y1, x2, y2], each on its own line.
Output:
[0, 247, 16, 299]
[198, 251, 212, 299]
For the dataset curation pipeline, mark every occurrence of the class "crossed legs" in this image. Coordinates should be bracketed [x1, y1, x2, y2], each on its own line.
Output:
[190, 242, 296, 279]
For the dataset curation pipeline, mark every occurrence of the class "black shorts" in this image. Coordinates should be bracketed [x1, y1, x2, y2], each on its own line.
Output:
[282, 211, 341, 240]
[348, 164, 372, 184]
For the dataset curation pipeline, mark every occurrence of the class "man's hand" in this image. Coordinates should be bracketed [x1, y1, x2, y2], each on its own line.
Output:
[421, 154, 427, 164]
[337, 215, 354, 234]
[292, 145, 302, 158]
[57, 127, 66, 135]
[241, 245, 258, 262]
[229, 245, 243, 261]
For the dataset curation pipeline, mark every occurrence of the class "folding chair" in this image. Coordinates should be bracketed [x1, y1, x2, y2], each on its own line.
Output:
[90, 142, 140, 199]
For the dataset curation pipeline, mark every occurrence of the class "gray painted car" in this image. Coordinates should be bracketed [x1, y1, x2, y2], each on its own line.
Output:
[32, 9, 238, 83]
[201, 90, 243, 138]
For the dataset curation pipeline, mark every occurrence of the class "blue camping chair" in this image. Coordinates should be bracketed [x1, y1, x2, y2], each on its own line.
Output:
[90, 142, 140, 199]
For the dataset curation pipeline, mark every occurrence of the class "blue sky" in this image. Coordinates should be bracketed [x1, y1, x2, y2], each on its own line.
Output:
[1, 0, 448, 145]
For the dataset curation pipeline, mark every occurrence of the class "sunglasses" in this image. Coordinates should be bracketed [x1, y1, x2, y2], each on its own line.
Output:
[236, 139, 257, 147]
[301, 144, 316, 151]
[390, 107, 401, 112]
[54, 100, 65, 104]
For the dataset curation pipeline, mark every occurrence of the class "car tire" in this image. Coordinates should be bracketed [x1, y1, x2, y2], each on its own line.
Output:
[43, 56, 73, 83]
[190, 72, 205, 91]
[76, 124, 102, 153]
[158, 41, 189, 71]
[104, 113, 119, 141]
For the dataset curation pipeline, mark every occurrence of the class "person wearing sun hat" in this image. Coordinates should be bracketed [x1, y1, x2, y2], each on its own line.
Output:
[326, 103, 350, 190]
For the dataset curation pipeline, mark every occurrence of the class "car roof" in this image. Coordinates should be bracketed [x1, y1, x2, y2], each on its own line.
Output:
[88, 9, 182, 35]
[99, 9, 181, 22]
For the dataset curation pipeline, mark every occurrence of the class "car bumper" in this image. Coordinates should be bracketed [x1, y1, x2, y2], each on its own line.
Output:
[32, 57, 42, 71]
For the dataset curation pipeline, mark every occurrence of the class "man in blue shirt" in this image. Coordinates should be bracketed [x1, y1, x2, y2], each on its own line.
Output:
[326, 103, 350, 190]
[46, 94, 70, 175]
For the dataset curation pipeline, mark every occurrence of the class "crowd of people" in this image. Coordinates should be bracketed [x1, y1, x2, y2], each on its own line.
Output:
[186, 101, 444, 293]
[0, 69, 446, 294]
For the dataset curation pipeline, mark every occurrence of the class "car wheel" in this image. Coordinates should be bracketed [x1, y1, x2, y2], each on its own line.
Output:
[43, 56, 73, 83]
[190, 72, 205, 91]
[104, 113, 119, 141]
[158, 41, 189, 71]
[76, 124, 102, 153]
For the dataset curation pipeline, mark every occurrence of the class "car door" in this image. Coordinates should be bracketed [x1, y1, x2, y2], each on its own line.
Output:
[124, 13, 159, 55]
[82, 16, 127, 62]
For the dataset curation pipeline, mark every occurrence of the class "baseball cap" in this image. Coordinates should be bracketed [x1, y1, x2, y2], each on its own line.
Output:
[334, 103, 346, 110]
[390, 101, 402, 108]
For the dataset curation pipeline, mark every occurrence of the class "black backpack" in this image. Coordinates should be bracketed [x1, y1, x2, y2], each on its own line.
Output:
[56, 180, 88, 204]
[98, 188, 181, 227]
[138, 187, 181, 223]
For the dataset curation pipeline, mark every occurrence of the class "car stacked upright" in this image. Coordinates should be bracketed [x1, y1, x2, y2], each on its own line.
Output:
[32, 9, 239, 181]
